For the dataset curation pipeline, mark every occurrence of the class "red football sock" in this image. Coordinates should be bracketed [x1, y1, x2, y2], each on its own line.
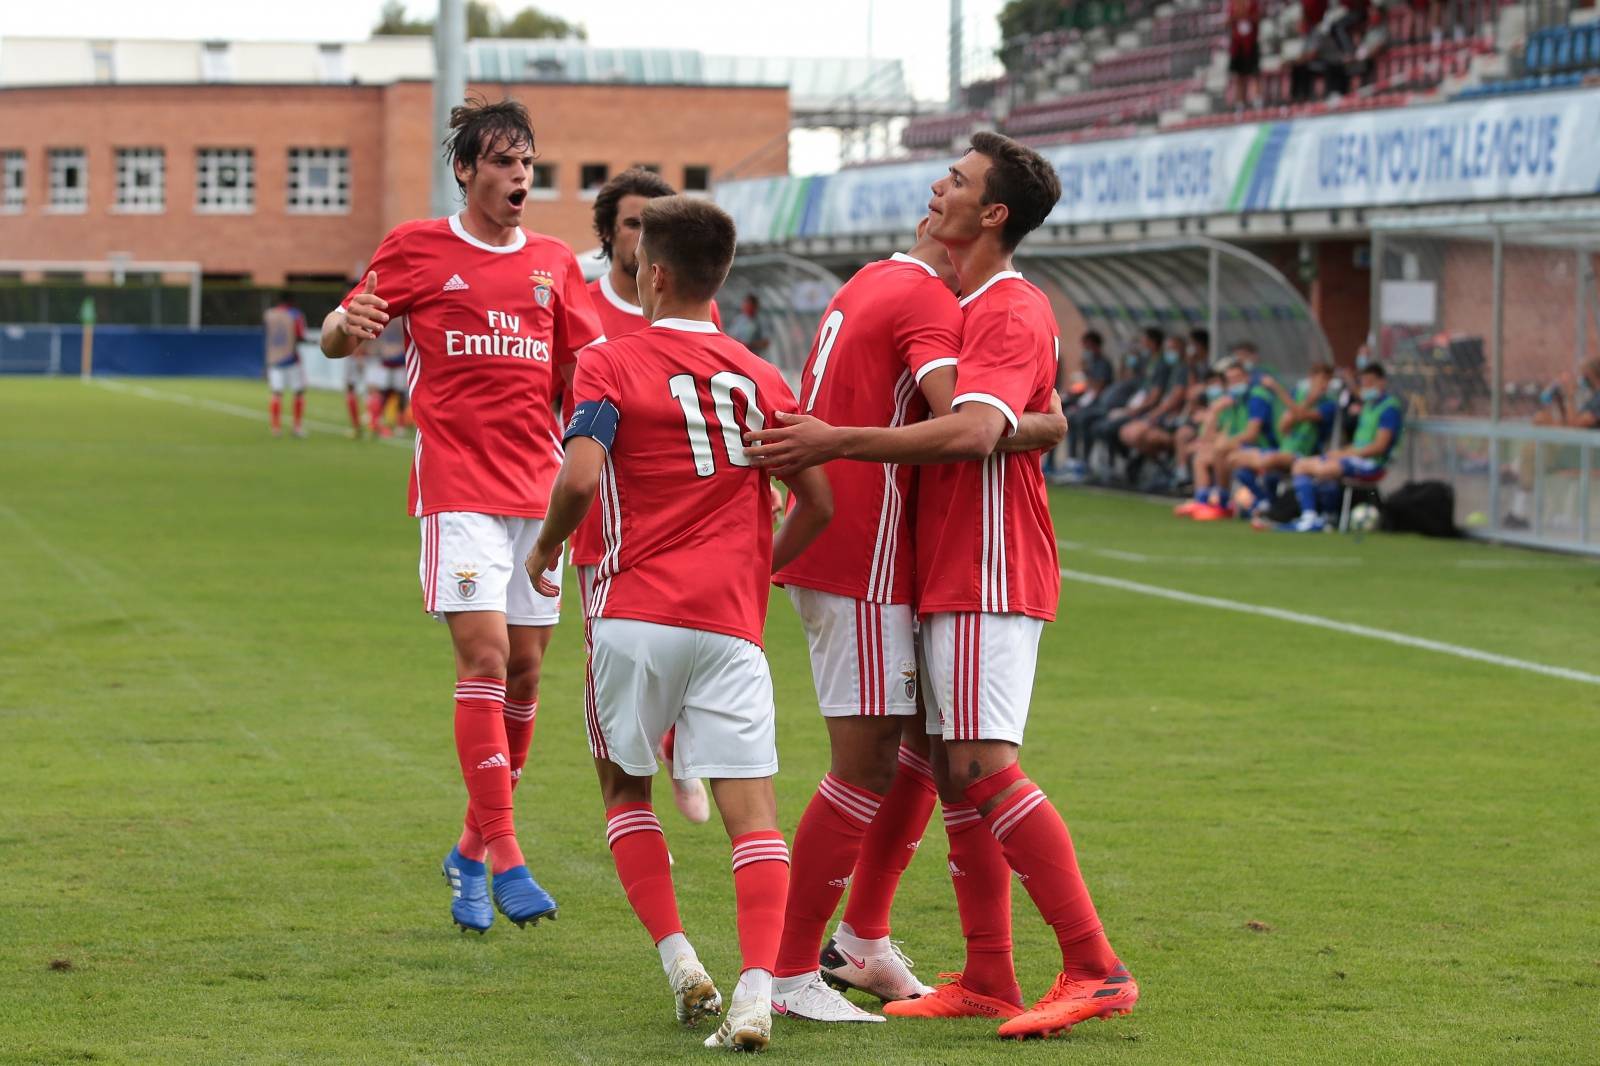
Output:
[453, 676, 523, 871]
[659, 724, 676, 763]
[773, 775, 881, 978]
[732, 829, 790, 975]
[367, 389, 385, 430]
[969, 765, 1119, 981]
[345, 389, 361, 429]
[842, 745, 937, 939]
[458, 698, 537, 863]
[943, 802, 1021, 1005]
[292, 393, 305, 431]
[606, 803, 683, 943]
[269, 394, 282, 431]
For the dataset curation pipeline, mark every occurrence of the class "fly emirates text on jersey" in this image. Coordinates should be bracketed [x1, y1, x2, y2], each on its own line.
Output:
[444, 310, 552, 362]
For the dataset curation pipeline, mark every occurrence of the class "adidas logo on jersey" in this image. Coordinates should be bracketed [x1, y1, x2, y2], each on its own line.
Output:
[443, 273, 470, 292]
[476, 752, 509, 770]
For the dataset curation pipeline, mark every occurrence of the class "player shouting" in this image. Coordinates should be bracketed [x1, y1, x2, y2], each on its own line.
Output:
[319, 97, 603, 934]
[766, 218, 1066, 1023]
[747, 132, 1137, 1041]
[525, 196, 833, 1053]
[580, 166, 721, 825]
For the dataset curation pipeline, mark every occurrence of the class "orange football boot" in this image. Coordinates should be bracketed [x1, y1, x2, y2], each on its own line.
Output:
[881, 973, 1023, 1020]
[1190, 503, 1233, 522]
[1172, 499, 1205, 516]
[995, 966, 1139, 1041]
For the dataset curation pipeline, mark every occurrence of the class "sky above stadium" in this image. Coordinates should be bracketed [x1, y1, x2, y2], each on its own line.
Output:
[0, 0, 1005, 103]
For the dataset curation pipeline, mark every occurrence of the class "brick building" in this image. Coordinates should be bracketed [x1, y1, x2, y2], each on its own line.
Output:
[0, 42, 790, 286]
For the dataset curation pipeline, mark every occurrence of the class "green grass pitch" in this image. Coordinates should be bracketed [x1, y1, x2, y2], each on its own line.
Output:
[2, 377, 1597, 1065]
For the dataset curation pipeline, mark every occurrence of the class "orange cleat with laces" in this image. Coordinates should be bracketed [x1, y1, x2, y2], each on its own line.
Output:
[995, 966, 1139, 1040]
[881, 973, 1023, 1020]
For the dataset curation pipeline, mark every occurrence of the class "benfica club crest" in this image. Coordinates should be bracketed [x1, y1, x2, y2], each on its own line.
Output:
[454, 570, 479, 599]
[530, 271, 555, 308]
[901, 665, 918, 701]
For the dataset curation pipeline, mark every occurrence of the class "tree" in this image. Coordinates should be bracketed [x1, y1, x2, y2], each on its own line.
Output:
[371, 1, 587, 40]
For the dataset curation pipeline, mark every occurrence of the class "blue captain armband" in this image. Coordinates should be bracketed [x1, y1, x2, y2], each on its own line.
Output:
[563, 399, 620, 450]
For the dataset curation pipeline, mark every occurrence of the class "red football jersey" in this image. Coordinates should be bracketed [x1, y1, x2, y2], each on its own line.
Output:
[341, 214, 603, 518]
[914, 271, 1061, 621]
[773, 254, 962, 604]
[573, 318, 797, 647]
[570, 276, 721, 565]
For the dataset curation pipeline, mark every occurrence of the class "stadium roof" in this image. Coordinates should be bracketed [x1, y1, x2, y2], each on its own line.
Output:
[0, 36, 915, 122]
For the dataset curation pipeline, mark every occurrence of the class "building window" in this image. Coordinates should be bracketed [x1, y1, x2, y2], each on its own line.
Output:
[529, 163, 557, 200]
[316, 43, 347, 84]
[579, 163, 609, 196]
[196, 148, 255, 213]
[115, 148, 165, 212]
[287, 148, 349, 213]
[2, 151, 23, 212]
[201, 41, 232, 83]
[92, 43, 115, 83]
[683, 165, 711, 193]
[633, 162, 661, 174]
[48, 148, 87, 212]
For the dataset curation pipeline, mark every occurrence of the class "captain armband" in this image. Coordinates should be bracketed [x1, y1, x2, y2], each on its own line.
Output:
[563, 399, 620, 451]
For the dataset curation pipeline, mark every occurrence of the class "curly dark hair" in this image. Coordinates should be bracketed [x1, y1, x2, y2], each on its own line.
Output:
[443, 94, 535, 196]
[967, 131, 1062, 251]
[593, 167, 676, 261]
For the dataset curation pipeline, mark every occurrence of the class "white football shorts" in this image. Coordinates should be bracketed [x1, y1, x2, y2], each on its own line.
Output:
[787, 587, 918, 717]
[367, 361, 407, 392]
[342, 354, 367, 389]
[920, 612, 1045, 744]
[267, 361, 304, 393]
[418, 511, 561, 626]
[586, 617, 777, 780]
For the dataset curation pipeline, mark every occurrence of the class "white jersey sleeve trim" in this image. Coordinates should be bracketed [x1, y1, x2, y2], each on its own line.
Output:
[914, 357, 957, 383]
[579, 333, 609, 351]
[447, 211, 528, 254]
[953, 391, 1019, 435]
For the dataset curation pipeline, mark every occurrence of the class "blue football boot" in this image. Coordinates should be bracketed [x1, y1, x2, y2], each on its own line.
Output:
[491, 865, 558, 927]
[441, 847, 493, 934]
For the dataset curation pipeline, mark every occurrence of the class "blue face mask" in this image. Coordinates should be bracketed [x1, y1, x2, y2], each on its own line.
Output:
[1356, 354, 1372, 370]
[1228, 382, 1249, 398]
[1360, 386, 1382, 402]
[1163, 349, 1180, 365]
[1205, 384, 1224, 402]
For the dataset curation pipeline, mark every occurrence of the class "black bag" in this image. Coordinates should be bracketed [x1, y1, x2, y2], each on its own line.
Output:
[1264, 484, 1300, 524]
[1379, 480, 1460, 538]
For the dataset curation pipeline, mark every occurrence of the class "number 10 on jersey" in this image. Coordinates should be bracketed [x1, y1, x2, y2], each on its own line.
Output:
[669, 372, 764, 477]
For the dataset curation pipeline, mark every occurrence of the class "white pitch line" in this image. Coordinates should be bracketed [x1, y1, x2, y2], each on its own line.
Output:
[90, 377, 411, 449]
[1060, 567, 1600, 687]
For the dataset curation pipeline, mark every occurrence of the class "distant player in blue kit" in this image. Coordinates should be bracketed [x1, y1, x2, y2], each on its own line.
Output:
[1285, 362, 1403, 532]
[264, 292, 307, 437]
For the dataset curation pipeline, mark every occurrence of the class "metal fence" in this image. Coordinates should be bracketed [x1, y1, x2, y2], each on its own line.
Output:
[1372, 208, 1600, 555]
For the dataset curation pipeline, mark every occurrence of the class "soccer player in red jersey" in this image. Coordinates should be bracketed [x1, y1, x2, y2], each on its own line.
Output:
[525, 196, 833, 1053]
[319, 97, 604, 933]
[765, 219, 1066, 1022]
[579, 166, 721, 826]
[263, 293, 307, 438]
[748, 132, 1137, 1041]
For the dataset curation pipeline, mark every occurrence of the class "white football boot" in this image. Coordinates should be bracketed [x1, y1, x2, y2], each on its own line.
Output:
[770, 972, 884, 1023]
[669, 954, 722, 1027]
[819, 935, 934, 1002]
[703, 994, 771, 1052]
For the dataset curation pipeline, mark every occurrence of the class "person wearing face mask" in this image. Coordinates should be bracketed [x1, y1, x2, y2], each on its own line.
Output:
[1506, 357, 1600, 527]
[1284, 363, 1404, 532]
[1233, 361, 1339, 521]
[1119, 334, 1198, 489]
[1091, 326, 1169, 481]
[1177, 358, 1278, 520]
[1172, 368, 1229, 505]
[1062, 348, 1146, 481]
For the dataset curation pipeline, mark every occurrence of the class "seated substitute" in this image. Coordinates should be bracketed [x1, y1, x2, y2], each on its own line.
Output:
[1178, 358, 1277, 520]
[1285, 362, 1403, 533]
[1231, 360, 1337, 517]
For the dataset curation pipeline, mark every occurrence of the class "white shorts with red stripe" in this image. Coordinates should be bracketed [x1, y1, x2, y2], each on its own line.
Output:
[417, 511, 561, 625]
[919, 611, 1044, 744]
[786, 586, 918, 717]
[586, 617, 776, 780]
